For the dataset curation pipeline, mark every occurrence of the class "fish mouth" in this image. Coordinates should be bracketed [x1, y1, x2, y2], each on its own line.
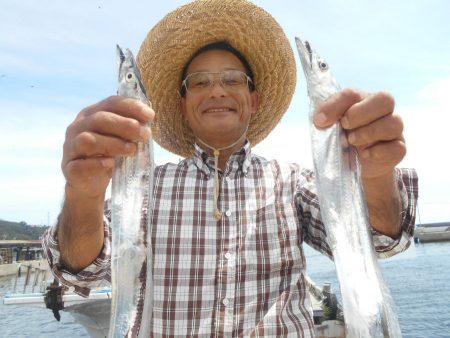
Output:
[295, 37, 313, 72]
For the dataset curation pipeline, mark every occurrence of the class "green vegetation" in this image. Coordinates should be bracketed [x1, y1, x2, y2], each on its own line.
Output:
[0, 219, 49, 240]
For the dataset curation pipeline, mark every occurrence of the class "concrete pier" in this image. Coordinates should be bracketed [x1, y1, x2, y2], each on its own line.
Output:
[0, 240, 45, 276]
[0, 261, 20, 276]
[414, 222, 450, 243]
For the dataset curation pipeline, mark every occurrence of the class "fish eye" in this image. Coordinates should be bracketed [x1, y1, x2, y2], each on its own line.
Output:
[318, 60, 328, 71]
[126, 72, 134, 81]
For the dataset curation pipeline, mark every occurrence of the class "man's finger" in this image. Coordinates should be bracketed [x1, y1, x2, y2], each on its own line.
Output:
[79, 111, 151, 142]
[313, 88, 365, 128]
[63, 157, 114, 196]
[359, 139, 406, 163]
[347, 114, 403, 147]
[80, 96, 154, 123]
[341, 91, 395, 130]
[64, 132, 137, 165]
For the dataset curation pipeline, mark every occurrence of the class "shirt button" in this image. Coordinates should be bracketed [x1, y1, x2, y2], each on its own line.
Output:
[225, 252, 231, 259]
[226, 176, 231, 183]
[225, 210, 232, 217]
[223, 298, 229, 306]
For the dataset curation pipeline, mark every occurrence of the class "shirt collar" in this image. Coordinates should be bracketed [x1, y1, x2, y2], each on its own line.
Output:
[192, 140, 252, 177]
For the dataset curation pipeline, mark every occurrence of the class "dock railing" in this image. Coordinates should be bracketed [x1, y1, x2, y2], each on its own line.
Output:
[13, 259, 50, 294]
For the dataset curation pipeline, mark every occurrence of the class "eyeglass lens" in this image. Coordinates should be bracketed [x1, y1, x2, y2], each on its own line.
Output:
[184, 70, 250, 93]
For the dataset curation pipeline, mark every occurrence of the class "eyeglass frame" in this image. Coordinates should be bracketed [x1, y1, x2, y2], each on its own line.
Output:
[179, 69, 255, 97]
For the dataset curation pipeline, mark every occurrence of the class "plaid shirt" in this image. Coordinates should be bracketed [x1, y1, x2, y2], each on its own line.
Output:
[43, 142, 418, 337]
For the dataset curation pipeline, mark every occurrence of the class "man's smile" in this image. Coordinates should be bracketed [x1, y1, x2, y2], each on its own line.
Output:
[203, 107, 236, 114]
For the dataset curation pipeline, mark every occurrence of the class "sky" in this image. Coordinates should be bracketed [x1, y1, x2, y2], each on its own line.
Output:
[0, 0, 449, 226]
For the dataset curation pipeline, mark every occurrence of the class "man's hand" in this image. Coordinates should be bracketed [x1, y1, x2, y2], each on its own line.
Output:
[62, 96, 154, 199]
[313, 88, 406, 238]
[313, 88, 406, 178]
[59, 96, 154, 272]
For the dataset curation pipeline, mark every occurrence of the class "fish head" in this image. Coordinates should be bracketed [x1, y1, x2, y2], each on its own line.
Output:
[295, 37, 339, 105]
[116, 44, 149, 104]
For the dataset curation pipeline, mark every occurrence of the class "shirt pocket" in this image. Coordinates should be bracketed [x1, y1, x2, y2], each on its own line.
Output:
[243, 201, 302, 274]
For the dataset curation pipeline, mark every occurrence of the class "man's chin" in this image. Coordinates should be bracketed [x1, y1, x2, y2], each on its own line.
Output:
[203, 117, 237, 130]
[199, 124, 246, 142]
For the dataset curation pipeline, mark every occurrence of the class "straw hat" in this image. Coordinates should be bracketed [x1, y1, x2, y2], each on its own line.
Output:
[137, 0, 296, 157]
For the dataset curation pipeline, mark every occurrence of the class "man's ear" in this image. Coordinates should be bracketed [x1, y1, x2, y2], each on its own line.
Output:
[250, 91, 260, 115]
[180, 97, 187, 121]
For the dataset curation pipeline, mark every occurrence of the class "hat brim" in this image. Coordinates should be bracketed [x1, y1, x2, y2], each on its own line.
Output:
[137, 0, 296, 157]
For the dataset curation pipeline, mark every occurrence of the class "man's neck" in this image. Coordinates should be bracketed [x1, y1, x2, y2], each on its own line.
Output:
[198, 140, 246, 171]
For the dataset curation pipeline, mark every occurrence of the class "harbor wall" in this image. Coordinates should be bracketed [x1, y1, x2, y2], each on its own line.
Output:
[0, 262, 20, 276]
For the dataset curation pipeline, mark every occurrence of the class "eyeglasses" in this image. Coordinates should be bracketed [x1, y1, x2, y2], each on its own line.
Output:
[181, 70, 253, 95]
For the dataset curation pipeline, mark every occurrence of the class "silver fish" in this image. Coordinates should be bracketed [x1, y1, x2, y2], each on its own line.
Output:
[110, 45, 154, 338]
[295, 37, 402, 338]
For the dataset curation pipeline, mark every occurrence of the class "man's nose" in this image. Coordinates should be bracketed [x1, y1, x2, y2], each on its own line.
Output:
[208, 79, 227, 97]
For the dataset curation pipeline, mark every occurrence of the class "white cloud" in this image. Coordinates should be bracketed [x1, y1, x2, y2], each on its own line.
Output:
[417, 77, 450, 102]
[0, 100, 71, 224]
[399, 76, 450, 170]
[253, 122, 312, 167]
[0, 101, 70, 151]
[0, 171, 65, 225]
[0, 51, 45, 74]
[398, 76, 450, 223]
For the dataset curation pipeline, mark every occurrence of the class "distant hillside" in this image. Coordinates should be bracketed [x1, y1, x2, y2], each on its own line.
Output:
[0, 219, 49, 240]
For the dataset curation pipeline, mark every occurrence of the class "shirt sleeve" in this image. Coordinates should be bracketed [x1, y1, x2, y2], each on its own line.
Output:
[295, 167, 418, 260]
[41, 207, 112, 298]
[372, 168, 419, 258]
[295, 168, 334, 260]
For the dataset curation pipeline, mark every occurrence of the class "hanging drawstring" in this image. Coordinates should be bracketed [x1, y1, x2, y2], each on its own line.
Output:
[196, 128, 248, 221]
[213, 149, 221, 220]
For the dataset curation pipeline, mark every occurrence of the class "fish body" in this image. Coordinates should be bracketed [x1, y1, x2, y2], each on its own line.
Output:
[109, 45, 154, 338]
[295, 37, 402, 338]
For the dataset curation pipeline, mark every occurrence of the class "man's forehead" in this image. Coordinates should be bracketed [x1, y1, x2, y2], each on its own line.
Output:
[187, 49, 246, 72]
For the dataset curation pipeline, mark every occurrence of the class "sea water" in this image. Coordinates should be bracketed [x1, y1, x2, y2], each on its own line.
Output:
[305, 241, 450, 337]
[1, 242, 449, 337]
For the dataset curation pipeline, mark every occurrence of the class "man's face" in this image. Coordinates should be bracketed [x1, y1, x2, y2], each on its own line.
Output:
[180, 49, 259, 147]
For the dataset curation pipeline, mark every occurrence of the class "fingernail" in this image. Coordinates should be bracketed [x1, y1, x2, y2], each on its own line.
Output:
[315, 113, 327, 126]
[124, 142, 135, 152]
[142, 105, 153, 118]
[139, 126, 151, 139]
[101, 158, 115, 168]
[348, 132, 356, 145]
[341, 116, 349, 129]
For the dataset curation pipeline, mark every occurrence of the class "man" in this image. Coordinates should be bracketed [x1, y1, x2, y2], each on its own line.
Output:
[43, 0, 418, 336]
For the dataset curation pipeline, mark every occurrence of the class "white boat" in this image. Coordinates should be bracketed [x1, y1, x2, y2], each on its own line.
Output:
[2, 258, 344, 337]
[3, 278, 344, 338]
[3, 288, 112, 337]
